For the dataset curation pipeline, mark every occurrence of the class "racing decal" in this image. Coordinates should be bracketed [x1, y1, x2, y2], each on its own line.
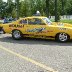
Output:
[27, 27, 46, 32]
[59, 28, 67, 30]
[9, 24, 24, 28]
[40, 30, 53, 33]
[58, 23, 64, 26]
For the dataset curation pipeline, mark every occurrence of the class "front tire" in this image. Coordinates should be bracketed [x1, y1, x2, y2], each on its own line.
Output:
[56, 33, 70, 42]
[12, 30, 22, 40]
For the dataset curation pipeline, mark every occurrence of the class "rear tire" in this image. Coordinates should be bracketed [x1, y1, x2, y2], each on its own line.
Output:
[55, 33, 70, 42]
[12, 30, 22, 40]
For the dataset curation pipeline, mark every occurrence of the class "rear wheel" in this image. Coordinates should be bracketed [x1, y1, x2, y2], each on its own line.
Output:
[56, 33, 70, 42]
[12, 30, 22, 40]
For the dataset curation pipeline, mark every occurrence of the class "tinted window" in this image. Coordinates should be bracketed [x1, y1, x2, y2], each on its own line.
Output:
[28, 18, 45, 25]
[19, 19, 27, 24]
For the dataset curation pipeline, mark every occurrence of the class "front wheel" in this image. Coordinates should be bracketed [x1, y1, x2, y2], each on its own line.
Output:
[12, 30, 22, 40]
[56, 33, 70, 42]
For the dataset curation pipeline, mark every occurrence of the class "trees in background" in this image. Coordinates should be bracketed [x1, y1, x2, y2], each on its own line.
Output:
[46, 0, 50, 18]
[0, 0, 6, 18]
[55, 0, 58, 22]
[6, 0, 15, 16]
[15, 0, 19, 19]
[0, 0, 72, 20]
[0, 0, 15, 18]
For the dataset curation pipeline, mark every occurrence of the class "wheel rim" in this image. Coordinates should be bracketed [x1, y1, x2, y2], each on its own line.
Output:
[13, 30, 21, 39]
[59, 33, 68, 42]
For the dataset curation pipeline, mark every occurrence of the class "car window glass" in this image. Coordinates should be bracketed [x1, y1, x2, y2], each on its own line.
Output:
[28, 18, 45, 25]
[19, 19, 27, 24]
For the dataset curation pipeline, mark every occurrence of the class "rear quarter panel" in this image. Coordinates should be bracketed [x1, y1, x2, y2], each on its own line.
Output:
[2, 24, 12, 33]
[46, 25, 72, 39]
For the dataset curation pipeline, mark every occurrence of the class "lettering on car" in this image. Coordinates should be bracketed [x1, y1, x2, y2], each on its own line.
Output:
[27, 28, 46, 32]
[9, 24, 24, 28]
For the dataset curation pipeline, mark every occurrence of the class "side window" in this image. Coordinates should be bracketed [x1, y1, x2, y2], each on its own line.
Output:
[28, 18, 45, 25]
[19, 19, 27, 24]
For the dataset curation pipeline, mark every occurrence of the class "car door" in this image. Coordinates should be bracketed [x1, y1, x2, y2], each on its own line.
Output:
[18, 19, 28, 34]
[25, 18, 47, 36]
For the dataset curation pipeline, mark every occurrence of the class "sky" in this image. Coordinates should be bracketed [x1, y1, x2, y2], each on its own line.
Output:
[3, 0, 15, 2]
[3, 0, 7, 2]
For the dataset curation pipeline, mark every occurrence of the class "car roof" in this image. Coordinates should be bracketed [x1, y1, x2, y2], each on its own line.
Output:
[20, 16, 47, 20]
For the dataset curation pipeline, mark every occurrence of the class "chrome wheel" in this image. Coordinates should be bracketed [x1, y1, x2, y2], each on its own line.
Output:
[59, 33, 68, 42]
[12, 30, 22, 39]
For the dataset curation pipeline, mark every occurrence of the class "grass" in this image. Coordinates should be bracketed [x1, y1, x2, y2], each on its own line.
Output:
[60, 19, 72, 24]
[50, 19, 72, 24]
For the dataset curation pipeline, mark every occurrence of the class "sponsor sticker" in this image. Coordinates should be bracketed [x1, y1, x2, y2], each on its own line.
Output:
[9, 24, 24, 28]
[27, 27, 46, 32]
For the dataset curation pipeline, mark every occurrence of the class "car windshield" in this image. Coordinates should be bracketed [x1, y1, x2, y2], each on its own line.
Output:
[42, 18, 52, 25]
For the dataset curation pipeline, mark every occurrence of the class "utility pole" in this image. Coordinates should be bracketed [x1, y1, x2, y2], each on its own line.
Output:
[46, 0, 50, 18]
[16, 0, 19, 19]
[55, 0, 58, 22]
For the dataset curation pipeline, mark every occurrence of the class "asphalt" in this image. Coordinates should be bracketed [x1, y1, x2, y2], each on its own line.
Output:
[0, 34, 72, 72]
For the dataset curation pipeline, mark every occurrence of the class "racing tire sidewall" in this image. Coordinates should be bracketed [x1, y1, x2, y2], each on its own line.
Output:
[56, 33, 69, 42]
[12, 30, 22, 40]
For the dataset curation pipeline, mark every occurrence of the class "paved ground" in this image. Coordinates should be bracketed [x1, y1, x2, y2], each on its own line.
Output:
[0, 34, 72, 72]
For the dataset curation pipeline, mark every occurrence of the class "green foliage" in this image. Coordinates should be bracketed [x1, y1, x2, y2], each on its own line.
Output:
[0, 0, 72, 18]
[19, 0, 46, 17]
[12, 8, 16, 18]
[60, 19, 72, 24]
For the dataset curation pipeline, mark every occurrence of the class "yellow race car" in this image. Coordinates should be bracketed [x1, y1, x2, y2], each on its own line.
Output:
[0, 16, 72, 42]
